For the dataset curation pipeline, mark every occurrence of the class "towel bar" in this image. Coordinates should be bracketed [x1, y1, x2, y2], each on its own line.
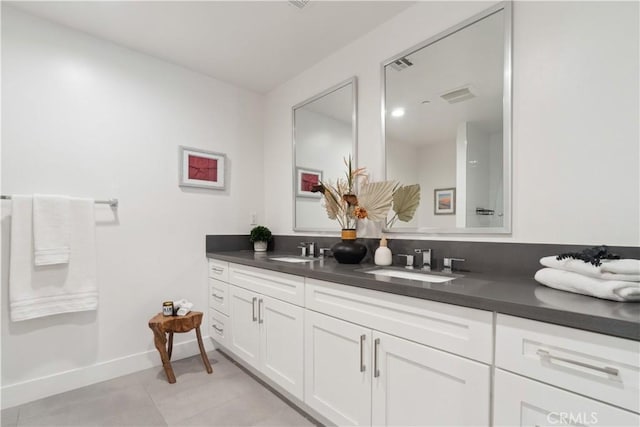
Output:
[1, 195, 118, 208]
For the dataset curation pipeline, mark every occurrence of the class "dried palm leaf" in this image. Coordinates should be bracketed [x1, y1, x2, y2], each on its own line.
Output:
[321, 183, 341, 221]
[392, 184, 421, 222]
[357, 181, 396, 221]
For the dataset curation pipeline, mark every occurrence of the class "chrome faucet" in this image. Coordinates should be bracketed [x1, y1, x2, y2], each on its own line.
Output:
[443, 257, 465, 273]
[298, 242, 317, 257]
[397, 254, 415, 269]
[319, 247, 332, 258]
[414, 248, 433, 271]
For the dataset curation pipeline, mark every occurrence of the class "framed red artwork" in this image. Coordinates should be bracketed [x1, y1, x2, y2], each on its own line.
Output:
[296, 167, 322, 198]
[179, 146, 226, 190]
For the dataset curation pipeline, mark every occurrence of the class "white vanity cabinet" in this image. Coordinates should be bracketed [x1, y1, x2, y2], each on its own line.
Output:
[208, 258, 640, 427]
[227, 263, 305, 400]
[371, 330, 490, 426]
[208, 259, 230, 347]
[304, 278, 492, 426]
[304, 310, 373, 426]
[494, 314, 640, 426]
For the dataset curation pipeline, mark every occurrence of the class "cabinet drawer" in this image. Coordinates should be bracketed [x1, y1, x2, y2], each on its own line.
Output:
[208, 259, 229, 281]
[496, 314, 640, 413]
[209, 310, 229, 348]
[494, 369, 639, 426]
[209, 278, 229, 316]
[229, 263, 304, 306]
[305, 278, 493, 363]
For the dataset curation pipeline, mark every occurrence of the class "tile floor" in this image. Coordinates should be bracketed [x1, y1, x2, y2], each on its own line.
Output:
[1, 351, 318, 427]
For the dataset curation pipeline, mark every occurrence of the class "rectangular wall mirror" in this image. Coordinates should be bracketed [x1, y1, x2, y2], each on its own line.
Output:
[383, 2, 512, 234]
[293, 77, 357, 231]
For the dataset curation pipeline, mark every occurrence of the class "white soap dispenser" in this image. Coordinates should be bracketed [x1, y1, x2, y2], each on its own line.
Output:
[374, 236, 393, 266]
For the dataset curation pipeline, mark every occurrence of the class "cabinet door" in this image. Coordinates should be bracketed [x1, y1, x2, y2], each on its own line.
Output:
[494, 369, 639, 427]
[259, 295, 304, 399]
[305, 310, 372, 426]
[371, 330, 490, 426]
[228, 285, 260, 368]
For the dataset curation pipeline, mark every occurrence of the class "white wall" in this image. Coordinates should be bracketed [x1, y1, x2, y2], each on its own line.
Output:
[466, 122, 491, 228]
[264, 1, 639, 246]
[419, 143, 457, 229]
[1, 6, 264, 408]
[385, 138, 419, 228]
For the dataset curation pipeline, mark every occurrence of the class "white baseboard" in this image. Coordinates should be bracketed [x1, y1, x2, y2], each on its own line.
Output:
[1, 336, 216, 410]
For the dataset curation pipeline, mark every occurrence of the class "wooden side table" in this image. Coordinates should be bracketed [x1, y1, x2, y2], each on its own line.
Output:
[148, 311, 213, 383]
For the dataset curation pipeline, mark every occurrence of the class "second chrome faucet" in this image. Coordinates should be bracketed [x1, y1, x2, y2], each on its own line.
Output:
[397, 248, 432, 270]
[414, 248, 433, 271]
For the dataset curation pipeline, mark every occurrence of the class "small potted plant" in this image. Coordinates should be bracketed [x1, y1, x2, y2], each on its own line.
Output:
[249, 225, 272, 252]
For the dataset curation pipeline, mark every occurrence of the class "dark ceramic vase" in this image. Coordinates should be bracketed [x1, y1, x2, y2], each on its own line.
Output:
[332, 229, 367, 264]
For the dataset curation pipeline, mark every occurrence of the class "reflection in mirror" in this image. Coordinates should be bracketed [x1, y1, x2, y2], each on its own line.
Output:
[384, 3, 511, 233]
[293, 77, 356, 231]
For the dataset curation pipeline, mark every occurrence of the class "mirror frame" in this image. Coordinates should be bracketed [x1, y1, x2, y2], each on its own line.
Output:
[381, 1, 512, 234]
[292, 76, 358, 232]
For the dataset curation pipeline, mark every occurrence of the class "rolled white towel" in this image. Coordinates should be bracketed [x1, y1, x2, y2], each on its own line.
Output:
[534, 268, 640, 302]
[540, 256, 640, 282]
[600, 259, 640, 275]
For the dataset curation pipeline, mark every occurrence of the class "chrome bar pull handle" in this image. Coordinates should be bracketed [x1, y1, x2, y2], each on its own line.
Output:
[258, 299, 264, 324]
[536, 349, 619, 376]
[252, 297, 257, 322]
[360, 334, 366, 372]
[212, 293, 224, 301]
[212, 324, 224, 333]
[374, 338, 381, 378]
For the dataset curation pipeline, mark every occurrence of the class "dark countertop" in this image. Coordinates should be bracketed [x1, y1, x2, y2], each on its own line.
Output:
[207, 251, 640, 341]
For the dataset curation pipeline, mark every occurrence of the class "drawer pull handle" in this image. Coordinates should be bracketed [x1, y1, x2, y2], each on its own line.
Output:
[374, 338, 381, 378]
[252, 297, 257, 322]
[211, 267, 224, 273]
[258, 299, 264, 324]
[536, 349, 619, 376]
[212, 293, 224, 301]
[360, 334, 366, 372]
[212, 324, 224, 334]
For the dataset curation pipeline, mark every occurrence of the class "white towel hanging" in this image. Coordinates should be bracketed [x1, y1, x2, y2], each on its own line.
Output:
[9, 195, 98, 321]
[33, 194, 71, 266]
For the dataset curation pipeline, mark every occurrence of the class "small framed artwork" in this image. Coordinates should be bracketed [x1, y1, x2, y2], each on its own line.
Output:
[296, 167, 322, 198]
[179, 146, 226, 190]
[434, 188, 456, 215]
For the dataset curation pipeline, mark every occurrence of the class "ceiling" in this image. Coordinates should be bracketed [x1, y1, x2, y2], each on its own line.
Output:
[385, 9, 505, 146]
[7, 0, 414, 93]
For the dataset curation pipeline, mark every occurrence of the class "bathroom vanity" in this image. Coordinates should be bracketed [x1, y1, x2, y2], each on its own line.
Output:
[206, 251, 639, 427]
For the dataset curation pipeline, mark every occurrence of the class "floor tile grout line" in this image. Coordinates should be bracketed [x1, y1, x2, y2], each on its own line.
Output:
[5, 350, 318, 427]
[216, 350, 323, 427]
[143, 352, 257, 426]
[140, 374, 169, 427]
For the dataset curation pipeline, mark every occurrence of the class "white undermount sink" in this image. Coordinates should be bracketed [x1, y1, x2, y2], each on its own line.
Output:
[363, 268, 455, 283]
[269, 256, 316, 263]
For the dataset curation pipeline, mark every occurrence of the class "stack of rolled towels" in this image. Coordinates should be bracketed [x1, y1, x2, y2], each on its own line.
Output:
[535, 256, 640, 302]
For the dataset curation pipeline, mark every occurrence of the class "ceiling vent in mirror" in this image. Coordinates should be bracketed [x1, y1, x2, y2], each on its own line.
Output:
[388, 57, 414, 72]
[288, 0, 310, 9]
[440, 86, 476, 104]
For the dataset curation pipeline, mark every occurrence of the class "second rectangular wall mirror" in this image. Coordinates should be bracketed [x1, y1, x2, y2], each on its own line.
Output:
[383, 2, 512, 234]
[293, 77, 357, 231]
